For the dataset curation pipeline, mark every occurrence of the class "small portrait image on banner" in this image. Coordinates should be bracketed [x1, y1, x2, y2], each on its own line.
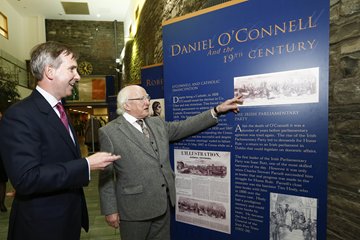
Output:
[234, 67, 319, 107]
[270, 192, 318, 240]
[149, 98, 165, 118]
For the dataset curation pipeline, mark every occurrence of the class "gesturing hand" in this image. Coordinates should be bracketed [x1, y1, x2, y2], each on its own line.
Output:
[215, 95, 244, 115]
[87, 152, 120, 170]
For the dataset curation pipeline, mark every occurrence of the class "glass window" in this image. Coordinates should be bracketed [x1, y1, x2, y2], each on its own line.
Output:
[0, 12, 9, 39]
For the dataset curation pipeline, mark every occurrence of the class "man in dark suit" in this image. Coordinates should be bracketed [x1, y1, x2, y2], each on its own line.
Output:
[98, 85, 243, 240]
[0, 110, 8, 213]
[0, 41, 120, 240]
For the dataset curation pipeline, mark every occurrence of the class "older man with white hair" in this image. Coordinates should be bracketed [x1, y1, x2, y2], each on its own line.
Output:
[99, 84, 243, 240]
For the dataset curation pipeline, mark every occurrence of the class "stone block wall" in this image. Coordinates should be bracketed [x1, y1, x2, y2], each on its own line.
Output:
[328, 0, 360, 239]
[46, 20, 124, 77]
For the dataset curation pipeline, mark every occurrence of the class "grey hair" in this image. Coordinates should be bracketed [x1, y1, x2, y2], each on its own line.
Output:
[30, 41, 79, 81]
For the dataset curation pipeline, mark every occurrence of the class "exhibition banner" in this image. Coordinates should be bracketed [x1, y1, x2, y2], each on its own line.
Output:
[163, 0, 329, 239]
[141, 63, 165, 118]
[103, 76, 117, 121]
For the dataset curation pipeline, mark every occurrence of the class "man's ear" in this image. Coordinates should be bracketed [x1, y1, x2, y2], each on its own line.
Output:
[44, 65, 54, 80]
[123, 102, 130, 111]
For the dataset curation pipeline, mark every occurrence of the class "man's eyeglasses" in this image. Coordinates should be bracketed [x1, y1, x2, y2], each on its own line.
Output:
[128, 94, 151, 101]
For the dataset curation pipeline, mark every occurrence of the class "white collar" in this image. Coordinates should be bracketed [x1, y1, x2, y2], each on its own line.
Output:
[123, 112, 139, 125]
[36, 85, 59, 108]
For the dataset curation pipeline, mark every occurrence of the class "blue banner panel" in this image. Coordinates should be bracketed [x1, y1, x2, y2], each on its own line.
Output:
[105, 75, 115, 101]
[107, 95, 117, 122]
[163, 0, 329, 239]
[141, 64, 165, 118]
[105, 75, 117, 121]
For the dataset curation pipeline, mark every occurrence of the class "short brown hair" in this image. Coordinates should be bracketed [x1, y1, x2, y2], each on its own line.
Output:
[30, 41, 79, 81]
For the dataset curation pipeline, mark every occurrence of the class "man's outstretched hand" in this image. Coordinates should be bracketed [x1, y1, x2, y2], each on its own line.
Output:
[215, 95, 244, 115]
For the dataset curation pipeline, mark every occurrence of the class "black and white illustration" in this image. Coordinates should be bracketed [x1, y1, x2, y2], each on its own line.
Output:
[178, 196, 226, 219]
[234, 67, 319, 106]
[270, 192, 317, 240]
[176, 159, 227, 178]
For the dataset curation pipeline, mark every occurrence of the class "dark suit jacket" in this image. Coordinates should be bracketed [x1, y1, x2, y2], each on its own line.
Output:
[98, 110, 217, 221]
[0, 90, 89, 240]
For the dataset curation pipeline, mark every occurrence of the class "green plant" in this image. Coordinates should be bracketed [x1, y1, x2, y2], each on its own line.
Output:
[0, 80, 20, 111]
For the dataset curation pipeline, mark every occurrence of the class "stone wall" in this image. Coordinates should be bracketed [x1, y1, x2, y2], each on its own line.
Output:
[46, 20, 124, 77]
[125, 0, 360, 239]
[328, 0, 360, 239]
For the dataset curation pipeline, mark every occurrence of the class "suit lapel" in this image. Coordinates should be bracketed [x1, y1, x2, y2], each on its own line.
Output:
[32, 91, 79, 156]
[116, 116, 158, 159]
[69, 124, 81, 155]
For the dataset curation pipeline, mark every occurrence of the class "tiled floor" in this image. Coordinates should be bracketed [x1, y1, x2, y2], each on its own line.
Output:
[81, 171, 121, 240]
[0, 137, 121, 239]
[0, 186, 14, 239]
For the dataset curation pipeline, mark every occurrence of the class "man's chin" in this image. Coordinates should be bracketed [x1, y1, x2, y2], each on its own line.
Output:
[66, 88, 73, 96]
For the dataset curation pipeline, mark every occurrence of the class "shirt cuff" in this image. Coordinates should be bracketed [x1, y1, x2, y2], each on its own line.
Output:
[211, 108, 218, 119]
[85, 157, 91, 180]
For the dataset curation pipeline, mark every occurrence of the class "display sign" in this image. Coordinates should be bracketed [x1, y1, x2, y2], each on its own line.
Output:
[141, 63, 165, 118]
[163, 0, 329, 239]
